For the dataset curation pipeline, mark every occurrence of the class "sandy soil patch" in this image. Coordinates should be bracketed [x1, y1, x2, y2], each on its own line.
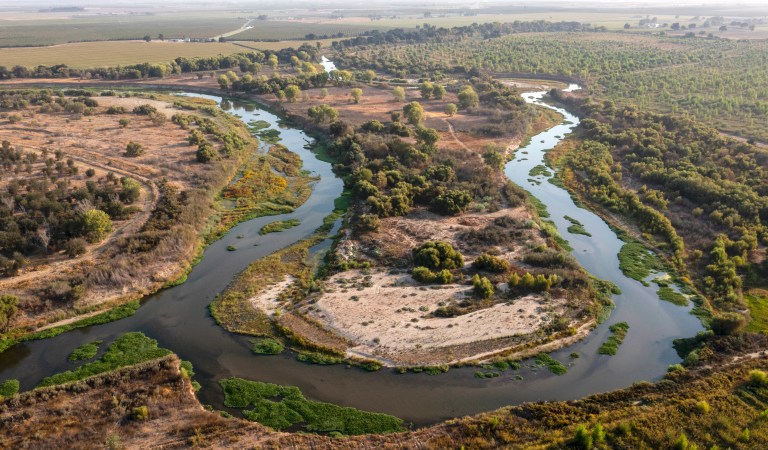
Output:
[304, 270, 568, 365]
[249, 276, 296, 318]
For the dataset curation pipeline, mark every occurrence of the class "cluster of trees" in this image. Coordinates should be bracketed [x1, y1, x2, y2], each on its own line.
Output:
[338, 30, 767, 142]
[172, 112, 247, 163]
[562, 98, 768, 308]
[332, 21, 606, 53]
[0, 138, 142, 276]
[0, 44, 320, 81]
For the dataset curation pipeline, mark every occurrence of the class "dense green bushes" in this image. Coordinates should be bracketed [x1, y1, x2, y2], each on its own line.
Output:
[412, 241, 464, 271]
[219, 377, 404, 435]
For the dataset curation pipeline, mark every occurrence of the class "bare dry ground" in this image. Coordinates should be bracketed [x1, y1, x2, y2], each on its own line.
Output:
[305, 269, 575, 365]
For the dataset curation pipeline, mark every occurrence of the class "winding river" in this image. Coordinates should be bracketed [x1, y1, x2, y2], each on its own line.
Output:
[0, 85, 702, 426]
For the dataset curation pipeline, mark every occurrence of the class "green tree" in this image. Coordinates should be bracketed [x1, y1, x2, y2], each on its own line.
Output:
[458, 85, 479, 109]
[284, 85, 301, 103]
[350, 88, 363, 104]
[483, 148, 505, 170]
[308, 104, 339, 124]
[392, 86, 406, 102]
[444, 103, 457, 116]
[0, 379, 19, 398]
[432, 84, 446, 99]
[0, 294, 18, 332]
[82, 209, 112, 243]
[403, 101, 425, 125]
[217, 74, 231, 90]
[419, 81, 434, 99]
[267, 54, 278, 69]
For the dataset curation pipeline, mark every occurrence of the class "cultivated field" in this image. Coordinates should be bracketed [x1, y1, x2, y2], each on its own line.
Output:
[0, 15, 245, 47]
[0, 40, 342, 69]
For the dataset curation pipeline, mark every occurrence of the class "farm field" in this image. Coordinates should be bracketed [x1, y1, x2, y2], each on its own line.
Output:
[0, 40, 324, 69]
[0, 16, 245, 47]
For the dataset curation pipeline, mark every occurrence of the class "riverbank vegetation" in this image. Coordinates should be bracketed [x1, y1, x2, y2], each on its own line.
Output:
[553, 95, 768, 322]
[38, 332, 171, 387]
[220, 377, 405, 435]
[0, 87, 322, 350]
[598, 322, 630, 355]
[5, 335, 767, 448]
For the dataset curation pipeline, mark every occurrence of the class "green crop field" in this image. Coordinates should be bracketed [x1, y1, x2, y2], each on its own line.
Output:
[229, 21, 380, 41]
[0, 16, 245, 47]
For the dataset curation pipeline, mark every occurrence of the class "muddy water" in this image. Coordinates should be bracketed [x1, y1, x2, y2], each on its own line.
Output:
[0, 88, 702, 426]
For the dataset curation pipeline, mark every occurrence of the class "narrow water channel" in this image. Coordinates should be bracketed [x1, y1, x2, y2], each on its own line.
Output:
[0, 87, 702, 426]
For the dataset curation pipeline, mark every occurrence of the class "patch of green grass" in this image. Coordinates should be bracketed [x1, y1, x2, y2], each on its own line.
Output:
[527, 195, 550, 218]
[529, 164, 553, 177]
[475, 371, 501, 378]
[564, 215, 592, 237]
[541, 220, 573, 251]
[657, 286, 689, 306]
[297, 351, 343, 365]
[0, 301, 140, 354]
[746, 293, 768, 333]
[220, 377, 405, 435]
[534, 353, 568, 375]
[251, 337, 285, 355]
[259, 219, 301, 235]
[247, 120, 271, 131]
[618, 242, 663, 286]
[256, 128, 282, 144]
[68, 340, 102, 361]
[0, 379, 19, 398]
[38, 332, 171, 387]
[226, 245, 237, 251]
[598, 322, 630, 356]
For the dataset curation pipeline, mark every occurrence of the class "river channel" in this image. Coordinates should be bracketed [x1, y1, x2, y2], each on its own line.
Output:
[0, 85, 702, 426]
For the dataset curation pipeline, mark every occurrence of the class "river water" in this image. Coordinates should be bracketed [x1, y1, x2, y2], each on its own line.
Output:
[0, 86, 702, 426]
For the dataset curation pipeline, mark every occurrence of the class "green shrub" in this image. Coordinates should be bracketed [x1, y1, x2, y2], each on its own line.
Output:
[434, 269, 454, 284]
[535, 353, 567, 375]
[251, 337, 284, 355]
[68, 340, 102, 361]
[431, 189, 472, 215]
[472, 253, 510, 273]
[749, 369, 768, 386]
[132, 405, 149, 420]
[710, 312, 747, 336]
[412, 266, 436, 283]
[472, 274, 494, 299]
[695, 400, 710, 414]
[0, 379, 19, 398]
[124, 141, 144, 157]
[412, 241, 464, 271]
[357, 214, 380, 231]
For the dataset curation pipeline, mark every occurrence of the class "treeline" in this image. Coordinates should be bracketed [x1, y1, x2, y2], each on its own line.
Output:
[557, 95, 768, 308]
[0, 44, 320, 80]
[336, 32, 768, 142]
[332, 21, 606, 50]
